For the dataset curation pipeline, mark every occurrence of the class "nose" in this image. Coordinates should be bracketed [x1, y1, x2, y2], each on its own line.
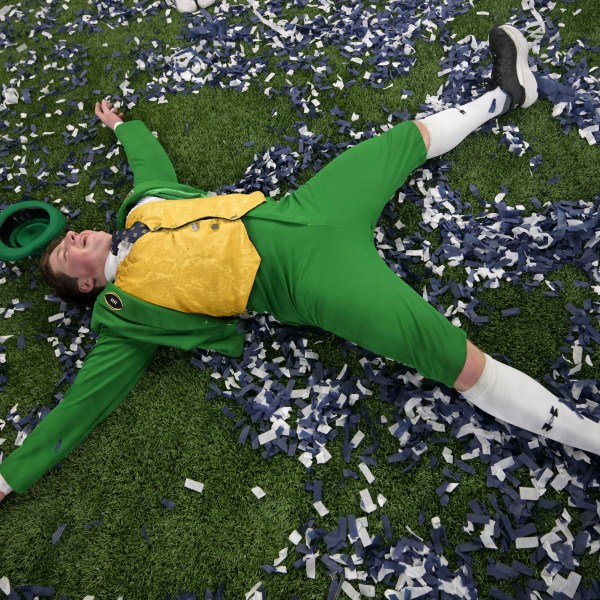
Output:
[66, 231, 78, 246]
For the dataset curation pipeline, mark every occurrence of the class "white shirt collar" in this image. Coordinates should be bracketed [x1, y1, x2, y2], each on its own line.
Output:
[104, 239, 134, 283]
[104, 252, 119, 283]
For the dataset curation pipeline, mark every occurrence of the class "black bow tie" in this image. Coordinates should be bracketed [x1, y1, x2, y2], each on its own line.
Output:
[111, 221, 150, 255]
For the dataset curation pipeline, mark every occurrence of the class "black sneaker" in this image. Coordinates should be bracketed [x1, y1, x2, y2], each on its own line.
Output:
[488, 24, 538, 112]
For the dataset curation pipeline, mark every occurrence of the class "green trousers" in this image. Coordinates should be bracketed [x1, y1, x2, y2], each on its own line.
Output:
[245, 121, 467, 387]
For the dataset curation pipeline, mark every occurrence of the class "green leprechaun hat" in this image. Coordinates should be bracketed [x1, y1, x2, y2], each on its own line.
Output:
[0, 200, 66, 261]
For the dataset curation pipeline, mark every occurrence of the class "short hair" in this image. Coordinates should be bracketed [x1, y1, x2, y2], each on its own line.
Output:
[39, 235, 102, 306]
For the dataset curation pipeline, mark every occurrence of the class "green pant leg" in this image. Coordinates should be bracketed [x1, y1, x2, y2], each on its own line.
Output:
[295, 232, 467, 387]
[247, 221, 467, 387]
[283, 120, 427, 231]
[0, 330, 157, 494]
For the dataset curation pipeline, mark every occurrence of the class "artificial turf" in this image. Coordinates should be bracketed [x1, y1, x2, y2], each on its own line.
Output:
[0, 0, 599, 598]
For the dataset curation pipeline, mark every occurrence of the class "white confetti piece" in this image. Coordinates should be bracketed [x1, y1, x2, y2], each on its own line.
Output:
[406, 525, 424, 541]
[349, 430, 365, 448]
[359, 489, 377, 513]
[548, 571, 582, 597]
[314, 501, 329, 517]
[563, 572, 582, 597]
[550, 472, 570, 491]
[342, 581, 361, 600]
[3, 87, 19, 105]
[442, 447, 453, 463]
[358, 462, 375, 484]
[257, 429, 277, 445]
[0, 577, 11, 595]
[288, 530, 302, 545]
[358, 529, 372, 549]
[519, 486, 540, 501]
[273, 547, 288, 567]
[516, 536, 539, 549]
[251, 486, 266, 499]
[315, 446, 332, 464]
[480, 532, 497, 549]
[306, 555, 316, 579]
[358, 584, 376, 597]
[245, 582, 263, 600]
[184, 478, 204, 493]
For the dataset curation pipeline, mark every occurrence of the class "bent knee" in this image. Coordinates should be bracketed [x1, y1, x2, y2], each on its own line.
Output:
[412, 120, 431, 152]
[453, 340, 486, 392]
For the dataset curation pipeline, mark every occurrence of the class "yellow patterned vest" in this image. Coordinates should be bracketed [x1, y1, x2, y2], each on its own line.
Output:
[114, 191, 265, 316]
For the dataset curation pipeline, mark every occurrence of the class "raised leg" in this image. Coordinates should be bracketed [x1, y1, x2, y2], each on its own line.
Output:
[416, 24, 538, 159]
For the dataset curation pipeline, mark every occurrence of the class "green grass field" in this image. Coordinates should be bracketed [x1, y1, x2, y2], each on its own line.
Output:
[0, 0, 599, 598]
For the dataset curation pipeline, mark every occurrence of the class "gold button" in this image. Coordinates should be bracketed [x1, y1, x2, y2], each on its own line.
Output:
[191, 222, 199, 231]
[211, 223, 219, 231]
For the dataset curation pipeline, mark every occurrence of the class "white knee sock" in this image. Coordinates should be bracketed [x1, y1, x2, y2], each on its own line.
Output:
[461, 354, 600, 456]
[419, 87, 510, 158]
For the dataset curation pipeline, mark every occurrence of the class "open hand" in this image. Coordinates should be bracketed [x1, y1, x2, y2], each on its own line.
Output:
[95, 99, 125, 130]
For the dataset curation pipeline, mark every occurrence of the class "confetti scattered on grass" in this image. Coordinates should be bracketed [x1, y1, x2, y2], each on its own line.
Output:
[1, 0, 599, 598]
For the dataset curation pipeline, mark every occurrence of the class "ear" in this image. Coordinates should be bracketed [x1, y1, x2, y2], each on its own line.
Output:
[78, 278, 95, 294]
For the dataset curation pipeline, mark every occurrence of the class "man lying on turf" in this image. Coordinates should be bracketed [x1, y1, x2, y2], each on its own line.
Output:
[1, 24, 597, 503]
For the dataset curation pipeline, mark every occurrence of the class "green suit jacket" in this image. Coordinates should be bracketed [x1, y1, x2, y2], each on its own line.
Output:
[0, 120, 247, 494]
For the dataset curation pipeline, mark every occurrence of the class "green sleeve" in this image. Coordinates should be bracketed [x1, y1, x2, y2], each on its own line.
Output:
[92, 283, 246, 358]
[0, 329, 158, 494]
[114, 120, 178, 186]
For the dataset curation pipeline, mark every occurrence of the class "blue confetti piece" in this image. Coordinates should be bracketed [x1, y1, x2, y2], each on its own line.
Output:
[51, 524, 67, 545]
[161, 498, 176, 509]
[490, 586, 517, 600]
[204, 584, 225, 600]
[141, 526, 150, 545]
[14, 587, 55, 598]
[83, 520, 103, 529]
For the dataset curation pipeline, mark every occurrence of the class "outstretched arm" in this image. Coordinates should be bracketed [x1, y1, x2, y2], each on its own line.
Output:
[95, 99, 178, 186]
[0, 330, 158, 497]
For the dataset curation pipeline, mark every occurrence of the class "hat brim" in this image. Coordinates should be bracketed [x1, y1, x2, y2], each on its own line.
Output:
[0, 201, 66, 261]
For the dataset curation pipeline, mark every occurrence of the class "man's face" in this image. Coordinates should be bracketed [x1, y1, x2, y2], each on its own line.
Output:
[49, 230, 112, 293]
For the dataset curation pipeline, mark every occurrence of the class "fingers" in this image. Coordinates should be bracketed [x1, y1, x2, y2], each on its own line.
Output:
[94, 99, 125, 127]
[95, 99, 122, 114]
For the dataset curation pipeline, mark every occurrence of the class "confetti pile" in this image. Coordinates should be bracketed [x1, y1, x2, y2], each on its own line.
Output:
[1, 0, 599, 598]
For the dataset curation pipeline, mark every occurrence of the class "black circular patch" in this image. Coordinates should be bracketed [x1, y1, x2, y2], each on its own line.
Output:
[104, 292, 123, 311]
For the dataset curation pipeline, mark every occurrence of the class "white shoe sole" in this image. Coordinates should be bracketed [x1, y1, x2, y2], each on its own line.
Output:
[499, 25, 538, 108]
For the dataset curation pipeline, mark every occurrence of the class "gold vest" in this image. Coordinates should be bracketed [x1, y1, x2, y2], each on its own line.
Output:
[114, 192, 265, 316]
